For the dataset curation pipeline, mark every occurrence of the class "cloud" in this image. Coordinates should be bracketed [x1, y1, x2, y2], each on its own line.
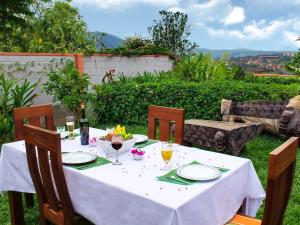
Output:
[185, 0, 246, 27]
[244, 20, 286, 38]
[224, 7, 245, 25]
[74, 0, 300, 49]
[207, 28, 245, 39]
[208, 19, 286, 40]
[188, 1, 300, 49]
[74, 0, 246, 27]
[168, 7, 184, 13]
[207, 18, 300, 49]
[73, 0, 180, 9]
[245, 0, 300, 8]
[284, 31, 300, 48]
[186, 0, 232, 24]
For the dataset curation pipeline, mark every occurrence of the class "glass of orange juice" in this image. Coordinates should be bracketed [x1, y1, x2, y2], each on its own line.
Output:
[161, 142, 173, 170]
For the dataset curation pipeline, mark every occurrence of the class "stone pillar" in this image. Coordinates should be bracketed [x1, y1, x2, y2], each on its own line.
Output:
[75, 54, 84, 74]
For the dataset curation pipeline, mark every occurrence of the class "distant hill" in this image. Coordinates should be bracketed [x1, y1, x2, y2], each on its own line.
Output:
[197, 48, 293, 58]
[102, 33, 123, 48]
[89, 31, 123, 49]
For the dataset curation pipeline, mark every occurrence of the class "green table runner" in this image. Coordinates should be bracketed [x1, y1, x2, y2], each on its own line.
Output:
[69, 157, 111, 170]
[157, 161, 230, 185]
[134, 139, 158, 148]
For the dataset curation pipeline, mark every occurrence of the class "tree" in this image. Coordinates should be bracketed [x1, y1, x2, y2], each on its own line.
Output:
[285, 51, 300, 76]
[43, 60, 91, 117]
[148, 10, 197, 55]
[0, 0, 35, 51]
[0, 1, 95, 54]
[0, 0, 52, 52]
[28, 1, 95, 54]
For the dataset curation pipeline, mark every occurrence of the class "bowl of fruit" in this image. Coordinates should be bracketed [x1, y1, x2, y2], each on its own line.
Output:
[98, 125, 136, 156]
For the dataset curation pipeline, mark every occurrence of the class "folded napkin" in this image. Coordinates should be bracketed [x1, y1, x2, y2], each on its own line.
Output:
[69, 157, 111, 170]
[157, 161, 230, 185]
[134, 139, 158, 148]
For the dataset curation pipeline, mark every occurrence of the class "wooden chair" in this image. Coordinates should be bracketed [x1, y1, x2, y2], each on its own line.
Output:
[148, 105, 185, 144]
[227, 137, 298, 225]
[24, 124, 93, 225]
[12, 104, 55, 207]
[13, 104, 55, 141]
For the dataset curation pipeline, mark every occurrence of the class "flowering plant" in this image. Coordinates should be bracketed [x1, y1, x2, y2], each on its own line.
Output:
[131, 148, 145, 156]
[102, 125, 133, 141]
[89, 137, 97, 147]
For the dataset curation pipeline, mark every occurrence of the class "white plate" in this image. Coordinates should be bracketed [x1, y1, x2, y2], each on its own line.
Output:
[176, 164, 221, 181]
[133, 134, 148, 143]
[62, 152, 97, 165]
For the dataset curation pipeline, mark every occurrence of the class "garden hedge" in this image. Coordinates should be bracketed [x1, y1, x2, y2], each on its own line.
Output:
[94, 80, 298, 125]
[244, 76, 300, 85]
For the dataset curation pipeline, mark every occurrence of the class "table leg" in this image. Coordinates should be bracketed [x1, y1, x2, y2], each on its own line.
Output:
[25, 193, 34, 207]
[8, 191, 25, 225]
[238, 198, 247, 214]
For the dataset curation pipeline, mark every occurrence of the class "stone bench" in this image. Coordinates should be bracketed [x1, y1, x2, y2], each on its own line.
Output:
[184, 119, 263, 156]
[221, 98, 300, 141]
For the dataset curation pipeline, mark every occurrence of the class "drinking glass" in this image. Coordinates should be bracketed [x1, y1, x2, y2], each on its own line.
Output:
[104, 127, 115, 158]
[56, 125, 66, 139]
[161, 142, 173, 170]
[111, 135, 123, 165]
[66, 116, 75, 140]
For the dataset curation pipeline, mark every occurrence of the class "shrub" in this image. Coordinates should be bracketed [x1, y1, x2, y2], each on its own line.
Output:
[94, 80, 298, 125]
[122, 36, 152, 49]
[232, 66, 251, 80]
[43, 60, 91, 117]
[0, 74, 37, 144]
[173, 53, 234, 81]
[98, 36, 175, 59]
[285, 51, 300, 75]
[116, 71, 175, 84]
[244, 76, 300, 85]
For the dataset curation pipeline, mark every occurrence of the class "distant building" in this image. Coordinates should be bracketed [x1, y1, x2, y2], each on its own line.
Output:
[258, 55, 280, 59]
[282, 52, 295, 57]
[229, 53, 294, 75]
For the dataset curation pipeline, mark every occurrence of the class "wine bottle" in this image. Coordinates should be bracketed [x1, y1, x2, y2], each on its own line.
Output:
[80, 103, 89, 145]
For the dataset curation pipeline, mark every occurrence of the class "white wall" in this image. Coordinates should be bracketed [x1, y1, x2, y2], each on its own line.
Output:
[0, 55, 73, 104]
[84, 55, 173, 84]
[0, 54, 173, 104]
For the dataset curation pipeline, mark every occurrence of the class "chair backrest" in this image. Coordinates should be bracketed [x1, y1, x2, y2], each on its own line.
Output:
[148, 105, 185, 144]
[13, 104, 54, 141]
[262, 137, 298, 225]
[24, 124, 75, 225]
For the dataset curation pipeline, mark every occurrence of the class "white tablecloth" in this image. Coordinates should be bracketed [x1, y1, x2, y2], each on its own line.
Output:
[0, 128, 265, 225]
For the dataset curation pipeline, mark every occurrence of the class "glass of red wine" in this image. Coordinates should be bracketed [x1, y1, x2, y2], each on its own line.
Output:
[111, 135, 123, 165]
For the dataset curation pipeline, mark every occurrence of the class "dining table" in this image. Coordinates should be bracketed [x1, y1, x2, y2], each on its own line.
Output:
[0, 127, 266, 225]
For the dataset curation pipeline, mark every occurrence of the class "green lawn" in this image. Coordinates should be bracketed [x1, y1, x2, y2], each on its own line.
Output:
[0, 125, 299, 225]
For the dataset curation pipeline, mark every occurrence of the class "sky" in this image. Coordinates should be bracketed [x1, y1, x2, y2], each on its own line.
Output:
[72, 0, 300, 51]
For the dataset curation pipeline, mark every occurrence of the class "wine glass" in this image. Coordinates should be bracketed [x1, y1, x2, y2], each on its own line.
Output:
[56, 125, 66, 139]
[161, 142, 173, 170]
[111, 135, 123, 165]
[66, 116, 75, 140]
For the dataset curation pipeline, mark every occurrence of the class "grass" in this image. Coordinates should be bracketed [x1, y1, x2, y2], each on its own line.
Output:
[0, 125, 299, 225]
